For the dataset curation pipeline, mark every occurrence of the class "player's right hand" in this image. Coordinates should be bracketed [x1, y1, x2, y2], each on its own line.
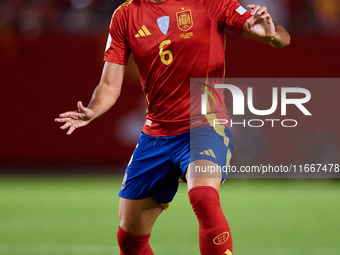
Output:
[246, 4, 276, 39]
[55, 101, 95, 135]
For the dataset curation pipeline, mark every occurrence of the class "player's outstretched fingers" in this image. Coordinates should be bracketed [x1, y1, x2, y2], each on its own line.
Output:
[60, 121, 72, 130]
[256, 6, 267, 16]
[66, 125, 76, 135]
[59, 121, 77, 135]
[249, 4, 261, 15]
[247, 4, 255, 10]
[58, 111, 79, 119]
[261, 13, 272, 22]
[55, 117, 72, 123]
[54, 118, 63, 123]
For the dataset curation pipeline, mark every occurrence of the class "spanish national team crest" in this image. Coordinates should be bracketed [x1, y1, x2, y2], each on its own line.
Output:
[176, 9, 193, 31]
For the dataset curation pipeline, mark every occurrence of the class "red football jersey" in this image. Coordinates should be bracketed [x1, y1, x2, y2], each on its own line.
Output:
[104, 0, 251, 136]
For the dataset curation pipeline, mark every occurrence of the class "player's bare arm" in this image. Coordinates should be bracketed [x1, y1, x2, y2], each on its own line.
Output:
[55, 62, 125, 135]
[241, 4, 291, 48]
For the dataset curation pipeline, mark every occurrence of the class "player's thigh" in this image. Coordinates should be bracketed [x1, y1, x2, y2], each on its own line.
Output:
[186, 159, 222, 192]
[119, 197, 163, 235]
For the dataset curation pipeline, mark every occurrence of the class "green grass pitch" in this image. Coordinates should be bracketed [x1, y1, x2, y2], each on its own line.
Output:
[0, 176, 339, 255]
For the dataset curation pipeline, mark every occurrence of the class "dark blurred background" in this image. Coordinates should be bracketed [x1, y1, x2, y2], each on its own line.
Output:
[0, 0, 339, 174]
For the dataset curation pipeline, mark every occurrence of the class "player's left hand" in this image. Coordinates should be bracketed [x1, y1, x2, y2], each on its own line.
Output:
[246, 4, 276, 39]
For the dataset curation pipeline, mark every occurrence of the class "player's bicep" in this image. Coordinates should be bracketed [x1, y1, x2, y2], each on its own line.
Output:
[104, 7, 131, 65]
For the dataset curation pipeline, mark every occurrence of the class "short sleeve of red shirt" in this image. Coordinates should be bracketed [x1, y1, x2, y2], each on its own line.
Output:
[104, 5, 130, 65]
[201, 0, 251, 34]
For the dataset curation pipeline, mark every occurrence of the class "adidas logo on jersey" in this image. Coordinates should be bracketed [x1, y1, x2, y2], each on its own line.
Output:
[199, 149, 216, 158]
[135, 25, 151, 37]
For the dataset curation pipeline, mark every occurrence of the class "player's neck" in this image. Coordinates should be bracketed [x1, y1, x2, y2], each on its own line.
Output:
[150, 0, 166, 2]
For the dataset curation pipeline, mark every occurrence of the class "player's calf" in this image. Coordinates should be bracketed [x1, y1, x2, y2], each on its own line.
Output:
[188, 186, 233, 255]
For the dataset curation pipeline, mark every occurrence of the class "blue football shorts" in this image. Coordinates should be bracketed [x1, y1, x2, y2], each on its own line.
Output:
[119, 125, 234, 209]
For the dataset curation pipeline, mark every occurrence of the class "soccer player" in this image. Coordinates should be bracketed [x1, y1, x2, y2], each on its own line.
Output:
[55, 0, 290, 254]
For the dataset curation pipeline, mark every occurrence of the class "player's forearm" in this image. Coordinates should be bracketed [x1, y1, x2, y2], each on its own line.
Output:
[265, 24, 290, 48]
[87, 81, 121, 119]
[242, 17, 291, 49]
[87, 62, 125, 120]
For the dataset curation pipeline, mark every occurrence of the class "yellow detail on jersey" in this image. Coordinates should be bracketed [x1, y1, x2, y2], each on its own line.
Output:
[180, 32, 193, 39]
[145, 93, 150, 114]
[208, 149, 216, 158]
[135, 25, 151, 37]
[225, 249, 232, 255]
[145, 92, 150, 105]
[176, 9, 193, 31]
[160, 202, 171, 210]
[127, 142, 138, 167]
[205, 114, 232, 182]
[159, 40, 173, 65]
[200, 149, 216, 158]
[226, 149, 232, 170]
[109, 0, 133, 28]
[178, 178, 186, 183]
[213, 231, 230, 245]
[127, 154, 133, 167]
[206, 115, 230, 147]
[138, 29, 145, 37]
[203, 74, 211, 114]
[142, 25, 151, 35]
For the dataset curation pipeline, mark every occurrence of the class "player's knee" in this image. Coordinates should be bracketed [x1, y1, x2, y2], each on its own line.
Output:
[117, 226, 152, 255]
[188, 186, 220, 210]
